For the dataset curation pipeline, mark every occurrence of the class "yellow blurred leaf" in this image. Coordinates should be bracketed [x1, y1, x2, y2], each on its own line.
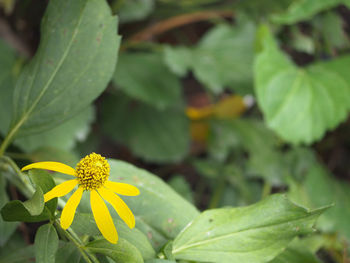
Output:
[213, 95, 246, 119]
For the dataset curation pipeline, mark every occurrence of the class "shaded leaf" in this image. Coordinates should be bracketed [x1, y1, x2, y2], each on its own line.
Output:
[289, 164, 350, 241]
[269, 239, 321, 263]
[113, 52, 183, 110]
[172, 194, 326, 263]
[55, 241, 81, 263]
[0, 172, 18, 246]
[0, 233, 34, 263]
[117, 0, 154, 23]
[272, 0, 350, 24]
[102, 95, 190, 163]
[164, 22, 255, 94]
[0, 39, 17, 136]
[34, 224, 59, 263]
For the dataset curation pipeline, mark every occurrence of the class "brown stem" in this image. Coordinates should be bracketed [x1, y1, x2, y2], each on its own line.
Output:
[129, 10, 234, 43]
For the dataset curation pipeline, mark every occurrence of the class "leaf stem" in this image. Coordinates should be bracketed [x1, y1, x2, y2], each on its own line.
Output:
[55, 221, 99, 263]
[0, 155, 35, 197]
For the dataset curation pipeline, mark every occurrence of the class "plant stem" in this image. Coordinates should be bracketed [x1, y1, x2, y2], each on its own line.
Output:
[208, 176, 225, 209]
[55, 221, 99, 263]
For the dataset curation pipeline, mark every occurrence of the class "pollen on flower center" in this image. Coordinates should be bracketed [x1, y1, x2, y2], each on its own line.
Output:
[75, 152, 110, 190]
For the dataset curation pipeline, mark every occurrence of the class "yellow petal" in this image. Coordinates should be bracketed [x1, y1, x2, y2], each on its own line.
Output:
[98, 187, 135, 229]
[60, 187, 83, 230]
[90, 190, 118, 244]
[105, 181, 140, 196]
[44, 179, 78, 202]
[21, 162, 76, 176]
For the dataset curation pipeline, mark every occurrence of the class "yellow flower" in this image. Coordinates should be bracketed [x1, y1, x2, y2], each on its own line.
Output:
[21, 152, 139, 244]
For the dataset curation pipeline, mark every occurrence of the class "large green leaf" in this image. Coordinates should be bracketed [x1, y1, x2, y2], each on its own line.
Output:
[102, 95, 190, 163]
[172, 194, 326, 263]
[14, 106, 94, 152]
[254, 26, 350, 144]
[272, 0, 350, 24]
[289, 164, 350, 241]
[86, 239, 143, 263]
[34, 224, 59, 263]
[164, 22, 255, 94]
[269, 240, 321, 263]
[8, 0, 119, 138]
[108, 159, 199, 240]
[113, 52, 183, 110]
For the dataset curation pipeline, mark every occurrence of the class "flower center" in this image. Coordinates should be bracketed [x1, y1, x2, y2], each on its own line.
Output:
[75, 153, 110, 190]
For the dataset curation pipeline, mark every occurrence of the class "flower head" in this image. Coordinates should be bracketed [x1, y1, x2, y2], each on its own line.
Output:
[21, 153, 139, 244]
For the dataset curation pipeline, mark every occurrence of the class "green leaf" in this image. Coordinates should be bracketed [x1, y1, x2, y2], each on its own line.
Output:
[28, 169, 57, 215]
[164, 22, 255, 94]
[0, 172, 18, 246]
[314, 12, 349, 50]
[254, 26, 350, 144]
[113, 52, 183, 110]
[163, 46, 193, 77]
[71, 213, 156, 260]
[168, 175, 194, 204]
[1, 169, 57, 222]
[86, 239, 143, 263]
[34, 224, 59, 263]
[22, 187, 44, 215]
[234, 0, 294, 20]
[0, 233, 34, 263]
[14, 106, 95, 152]
[172, 194, 326, 263]
[108, 159, 199, 240]
[55, 241, 81, 263]
[0, 187, 46, 222]
[289, 164, 350, 241]
[117, 0, 154, 23]
[9, 0, 119, 138]
[0, 39, 17, 136]
[102, 95, 190, 163]
[269, 239, 321, 263]
[271, 0, 349, 24]
[145, 260, 175, 263]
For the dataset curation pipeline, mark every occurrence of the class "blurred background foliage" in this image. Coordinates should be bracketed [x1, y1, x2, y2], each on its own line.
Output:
[1, 0, 350, 262]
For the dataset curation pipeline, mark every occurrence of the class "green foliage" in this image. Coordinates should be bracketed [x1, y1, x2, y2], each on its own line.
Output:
[86, 239, 144, 263]
[272, 0, 350, 24]
[113, 52, 183, 110]
[117, 0, 155, 23]
[102, 95, 190, 162]
[8, 0, 119, 138]
[0, 0, 349, 262]
[34, 224, 59, 263]
[164, 21, 255, 94]
[255, 25, 350, 144]
[0, 172, 18, 246]
[289, 164, 350, 241]
[108, 159, 199, 239]
[172, 194, 326, 263]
